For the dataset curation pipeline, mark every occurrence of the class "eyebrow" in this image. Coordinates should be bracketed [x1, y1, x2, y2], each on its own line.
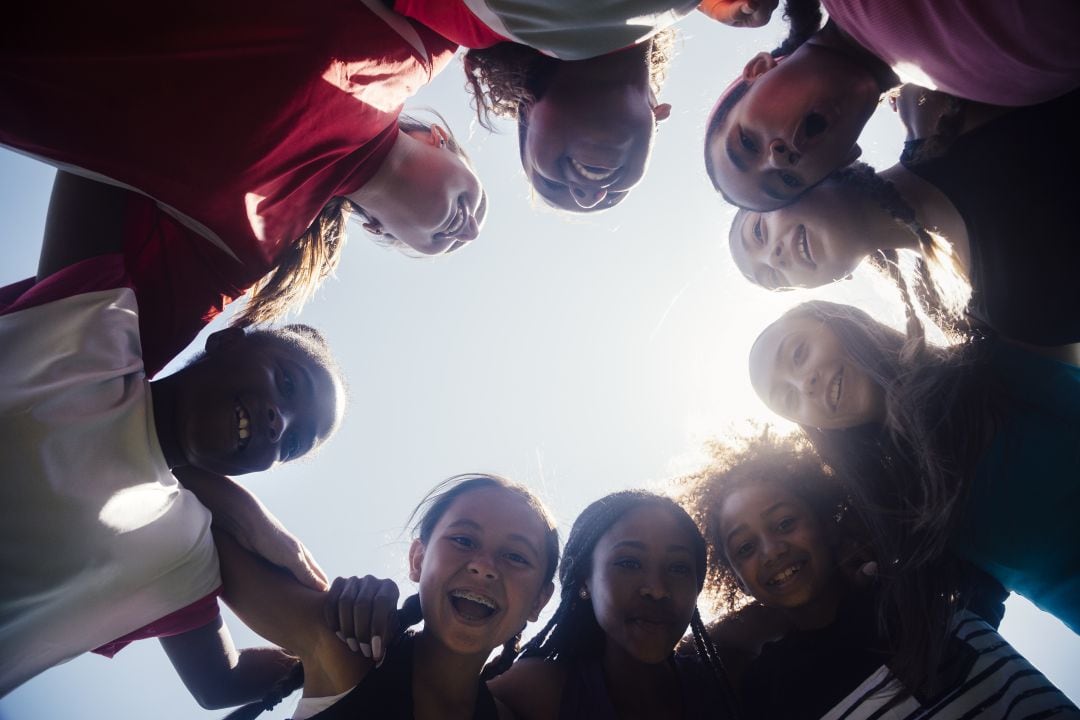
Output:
[611, 540, 693, 555]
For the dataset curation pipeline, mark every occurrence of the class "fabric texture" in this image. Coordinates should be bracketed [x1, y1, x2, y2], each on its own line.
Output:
[820, 613, 1080, 719]
[1, 0, 456, 335]
[904, 89, 1080, 346]
[822, 0, 1080, 106]
[558, 652, 724, 719]
[301, 632, 499, 720]
[0, 255, 221, 695]
[953, 341, 1080, 633]
[395, 0, 695, 59]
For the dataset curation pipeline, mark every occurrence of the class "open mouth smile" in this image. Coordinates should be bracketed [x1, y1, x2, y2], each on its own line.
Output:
[765, 560, 807, 588]
[235, 400, 251, 450]
[448, 589, 500, 622]
[436, 198, 468, 241]
[568, 157, 619, 184]
[828, 368, 843, 412]
[795, 225, 815, 267]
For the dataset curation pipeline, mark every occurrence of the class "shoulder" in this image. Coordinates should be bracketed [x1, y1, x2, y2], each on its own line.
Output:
[488, 657, 566, 720]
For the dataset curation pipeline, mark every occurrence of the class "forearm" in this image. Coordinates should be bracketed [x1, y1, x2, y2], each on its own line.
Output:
[190, 646, 298, 710]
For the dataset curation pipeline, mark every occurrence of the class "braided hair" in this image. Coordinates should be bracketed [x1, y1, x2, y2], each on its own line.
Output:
[220, 661, 305, 720]
[829, 163, 972, 338]
[511, 491, 740, 718]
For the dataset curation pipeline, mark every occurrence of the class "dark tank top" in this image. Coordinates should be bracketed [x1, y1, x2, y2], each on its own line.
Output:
[306, 633, 499, 720]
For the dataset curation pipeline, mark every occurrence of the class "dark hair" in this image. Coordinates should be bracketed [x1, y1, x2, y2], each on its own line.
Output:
[513, 491, 739, 717]
[234, 115, 471, 326]
[407, 473, 560, 680]
[771, 301, 1001, 691]
[675, 428, 849, 616]
[703, 0, 823, 201]
[462, 31, 677, 131]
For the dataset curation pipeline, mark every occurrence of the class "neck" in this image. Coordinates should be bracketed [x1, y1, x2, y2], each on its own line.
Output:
[411, 631, 487, 720]
[810, 21, 900, 94]
[148, 375, 186, 469]
[347, 129, 415, 215]
[880, 165, 970, 271]
[784, 577, 845, 631]
[601, 641, 681, 717]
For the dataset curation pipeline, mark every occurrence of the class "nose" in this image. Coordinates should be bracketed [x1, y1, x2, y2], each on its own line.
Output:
[639, 569, 671, 600]
[467, 553, 498, 580]
[569, 184, 608, 209]
[266, 405, 285, 443]
[797, 368, 820, 397]
[761, 535, 790, 563]
[767, 237, 787, 268]
[768, 139, 800, 168]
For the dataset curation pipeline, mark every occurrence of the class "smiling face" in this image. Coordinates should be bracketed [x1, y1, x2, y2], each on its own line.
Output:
[717, 483, 838, 612]
[585, 504, 701, 664]
[521, 67, 669, 212]
[171, 329, 343, 476]
[749, 315, 885, 429]
[728, 181, 872, 289]
[706, 47, 880, 210]
[409, 486, 555, 658]
[360, 126, 487, 255]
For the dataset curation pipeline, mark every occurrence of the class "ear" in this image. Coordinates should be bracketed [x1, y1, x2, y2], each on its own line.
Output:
[408, 538, 425, 583]
[844, 143, 863, 164]
[528, 580, 556, 622]
[361, 219, 384, 236]
[652, 102, 672, 124]
[742, 52, 778, 82]
[205, 326, 245, 353]
[427, 124, 449, 149]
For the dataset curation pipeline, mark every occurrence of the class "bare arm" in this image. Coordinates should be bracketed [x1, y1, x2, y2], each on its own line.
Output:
[176, 467, 329, 591]
[487, 657, 565, 720]
[37, 171, 131, 281]
[160, 616, 298, 710]
[214, 529, 370, 698]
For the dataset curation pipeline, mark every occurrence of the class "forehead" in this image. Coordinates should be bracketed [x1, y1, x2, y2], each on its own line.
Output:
[596, 504, 696, 552]
[718, 484, 808, 534]
[253, 335, 344, 441]
[749, 315, 819, 385]
[437, 486, 550, 545]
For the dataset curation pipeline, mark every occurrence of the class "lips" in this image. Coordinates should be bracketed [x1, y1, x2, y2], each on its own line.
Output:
[827, 367, 844, 412]
[448, 589, 499, 623]
[764, 559, 807, 588]
[794, 225, 815, 268]
[436, 197, 468, 240]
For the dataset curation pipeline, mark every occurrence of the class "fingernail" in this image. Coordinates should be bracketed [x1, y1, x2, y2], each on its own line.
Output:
[861, 561, 879, 577]
[372, 635, 383, 661]
[376, 655, 386, 669]
[358, 642, 372, 658]
[346, 638, 360, 653]
[335, 631, 346, 643]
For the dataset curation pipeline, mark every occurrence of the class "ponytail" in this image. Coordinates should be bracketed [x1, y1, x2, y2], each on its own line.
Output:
[480, 629, 522, 681]
[219, 660, 304, 720]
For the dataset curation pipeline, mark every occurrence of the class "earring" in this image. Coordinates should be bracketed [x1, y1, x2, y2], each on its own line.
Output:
[578, 587, 590, 600]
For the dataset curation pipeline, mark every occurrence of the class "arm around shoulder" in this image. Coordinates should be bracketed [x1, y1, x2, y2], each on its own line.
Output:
[487, 657, 566, 720]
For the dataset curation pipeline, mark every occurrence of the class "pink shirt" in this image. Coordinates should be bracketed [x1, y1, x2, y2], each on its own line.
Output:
[823, 0, 1080, 106]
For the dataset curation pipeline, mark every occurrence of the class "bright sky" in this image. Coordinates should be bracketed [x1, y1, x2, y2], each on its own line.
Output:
[1, 12, 1076, 720]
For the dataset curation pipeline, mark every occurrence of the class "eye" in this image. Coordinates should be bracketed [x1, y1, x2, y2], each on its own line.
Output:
[734, 541, 755, 558]
[793, 341, 808, 367]
[278, 366, 295, 397]
[777, 516, 797, 532]
[448, 535, 476, 549]
[615, 557, 642, 570]
[282, 431, 302, 461]
[752, 217, 765, 246]
[504, 551, 532, 567]
[739, 128, 758, 153]
[779, 172, 801, 188]
[669, 562, 693, 576]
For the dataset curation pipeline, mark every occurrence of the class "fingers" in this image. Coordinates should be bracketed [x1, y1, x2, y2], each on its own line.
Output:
[323, 575, 400, 663]
[300, 543, 330, 591]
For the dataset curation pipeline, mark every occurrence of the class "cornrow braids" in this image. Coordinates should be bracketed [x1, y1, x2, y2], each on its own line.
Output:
[689, 609, 742, 719]
[220, 660, 304, 720]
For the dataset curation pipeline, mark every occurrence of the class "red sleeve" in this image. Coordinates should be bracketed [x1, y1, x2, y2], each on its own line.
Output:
[0, 253, 130, 317]
[394, 0, 509, 49]
[91, 589, 223, 658]
[121, 195, 248, 378]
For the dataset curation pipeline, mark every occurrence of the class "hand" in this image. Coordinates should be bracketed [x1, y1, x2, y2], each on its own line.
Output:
[323, 576, 400, 666]
[175, 466, 329, 591]
[697, 0, 779, 28]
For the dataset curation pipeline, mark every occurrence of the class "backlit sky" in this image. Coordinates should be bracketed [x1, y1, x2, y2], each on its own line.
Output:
[1, 12, 1076, 719]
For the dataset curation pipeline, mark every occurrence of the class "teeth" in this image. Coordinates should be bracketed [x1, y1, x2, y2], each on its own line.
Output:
[235, 402, 251, 447]
[570, 158, 616, 181]
[829, 371, 842, 410]
[450, 590, 496, 609]
[768, 563, 802, 585]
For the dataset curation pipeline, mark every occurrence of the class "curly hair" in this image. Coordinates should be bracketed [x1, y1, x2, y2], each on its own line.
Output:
[234, 114, 472, 326]
[462, 29, 677, 130]
[673, 427, 848, 617]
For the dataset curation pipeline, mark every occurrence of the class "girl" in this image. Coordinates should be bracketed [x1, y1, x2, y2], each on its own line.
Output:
[728, 88, 1080, 347]
[0, 173, 348, 703]
[679, 429, 1079, 718]
[217, 473, 558, 719]
[747, 301, 1080, 637]
[704, 0, 1080, 210]
[388, 2, 678, 213]
[1, 0, 483, 362]
[488, 491, 739, 719]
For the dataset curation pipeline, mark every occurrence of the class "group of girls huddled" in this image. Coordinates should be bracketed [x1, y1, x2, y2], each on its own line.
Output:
[2, 0, 1079, 718]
